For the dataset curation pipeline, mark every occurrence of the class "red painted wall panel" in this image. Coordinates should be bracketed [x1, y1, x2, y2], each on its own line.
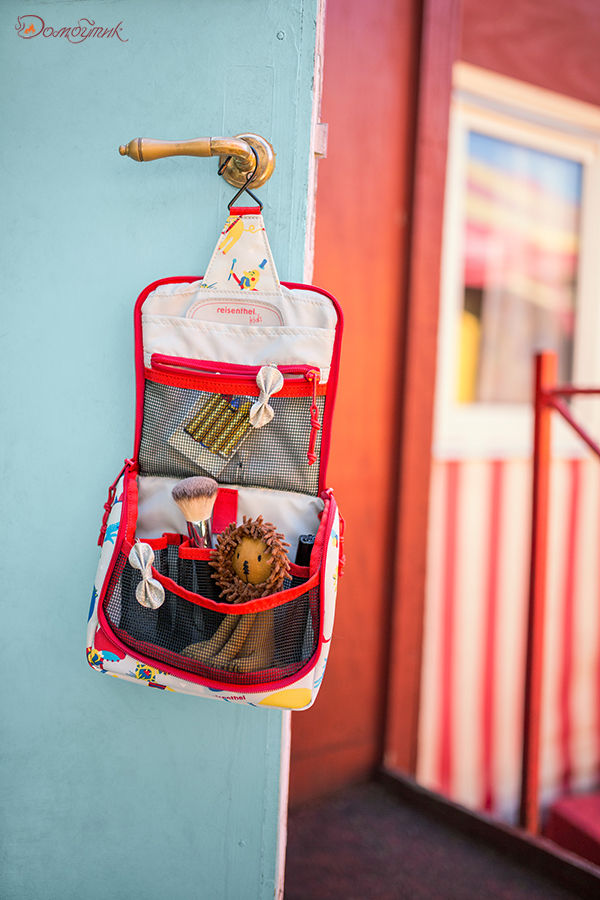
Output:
[291, 0, 600, 809]
[289, 0, 421, 806]
[460, 0, 600, 107]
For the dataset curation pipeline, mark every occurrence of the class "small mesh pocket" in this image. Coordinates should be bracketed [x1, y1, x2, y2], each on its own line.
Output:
[103, 542, 320, 686]
[138, 378, 325, 495]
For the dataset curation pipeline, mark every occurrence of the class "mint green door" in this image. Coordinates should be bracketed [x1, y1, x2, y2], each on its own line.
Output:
[1, 3, 318, 897]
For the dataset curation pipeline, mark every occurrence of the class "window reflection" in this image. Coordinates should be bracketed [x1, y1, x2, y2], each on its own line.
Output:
[457, 132, 582, 404]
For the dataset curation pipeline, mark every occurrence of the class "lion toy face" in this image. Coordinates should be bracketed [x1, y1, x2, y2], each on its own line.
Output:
[232, 536, 273, 585]
[209, 515, 291, 603]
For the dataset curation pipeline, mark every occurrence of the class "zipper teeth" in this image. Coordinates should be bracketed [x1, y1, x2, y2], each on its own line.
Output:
[150, 354, 317, 380]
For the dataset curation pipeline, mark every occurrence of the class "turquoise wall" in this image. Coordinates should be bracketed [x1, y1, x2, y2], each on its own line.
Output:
[0, 2, 316, 897]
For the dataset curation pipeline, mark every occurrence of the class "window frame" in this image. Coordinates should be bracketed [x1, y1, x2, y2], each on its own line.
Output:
[434, 64, 600, 460]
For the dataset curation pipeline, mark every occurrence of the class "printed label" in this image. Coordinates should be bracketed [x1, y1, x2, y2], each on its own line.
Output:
[186, 299, 284, 326]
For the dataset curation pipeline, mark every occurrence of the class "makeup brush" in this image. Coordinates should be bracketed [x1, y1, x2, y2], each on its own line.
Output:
[171, 476, 219, 548]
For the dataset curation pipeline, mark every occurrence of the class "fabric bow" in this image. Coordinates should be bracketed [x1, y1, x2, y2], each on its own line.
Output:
[249, 365, 284, 428]
[128, 541, 165, 609]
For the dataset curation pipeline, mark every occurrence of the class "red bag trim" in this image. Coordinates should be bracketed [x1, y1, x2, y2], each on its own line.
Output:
[284, 283, 344, 492]
[151, 355, 320, 380]
[228, 206, 262, 216]
[134, 532, 310, 576]
[108, 628, 318, 687]
[176, 539, 213, 560]
[316, 490, 338, 649]
[211, 486, 237, 536]
[96, 596, 325, 693]
[118, 537, 321, 614]
[143, 366, 327, 398]
[144, 532, 184, 550]
[311, 492, 331, 579]
[97, 458, 134, 545]
[132, 276, 343, 493]
[147, 534, 309, 580]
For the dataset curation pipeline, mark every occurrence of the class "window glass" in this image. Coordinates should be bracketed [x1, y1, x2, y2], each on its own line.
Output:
[457, 131, 583, 404]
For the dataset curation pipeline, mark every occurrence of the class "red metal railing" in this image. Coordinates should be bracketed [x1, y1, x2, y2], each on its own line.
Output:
[520, 351, 600, 833]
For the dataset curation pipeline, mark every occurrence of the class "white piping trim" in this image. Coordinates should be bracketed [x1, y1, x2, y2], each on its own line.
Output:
[275, 711, 292, 899]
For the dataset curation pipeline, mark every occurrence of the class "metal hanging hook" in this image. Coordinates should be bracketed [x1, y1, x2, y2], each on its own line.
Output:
[219, 145, 263, 210]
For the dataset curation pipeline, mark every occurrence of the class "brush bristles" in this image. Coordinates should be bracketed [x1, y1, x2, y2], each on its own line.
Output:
[172, 476, 218, 523]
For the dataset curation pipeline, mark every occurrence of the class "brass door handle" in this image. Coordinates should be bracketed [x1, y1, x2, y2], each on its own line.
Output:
[119, 132, 275, 189]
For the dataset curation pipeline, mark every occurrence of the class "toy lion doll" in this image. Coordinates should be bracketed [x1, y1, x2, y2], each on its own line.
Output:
[182, 516, 290, 673]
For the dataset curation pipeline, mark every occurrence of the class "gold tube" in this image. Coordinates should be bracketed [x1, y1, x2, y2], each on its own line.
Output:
[202, 402, 238, 450]
[212, 401, 252, 453]
[185, 395, 224, 441]
[220, 418, 254, 457]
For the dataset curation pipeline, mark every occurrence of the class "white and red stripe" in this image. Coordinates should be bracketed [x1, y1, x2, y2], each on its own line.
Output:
[418, 457, 600, 823]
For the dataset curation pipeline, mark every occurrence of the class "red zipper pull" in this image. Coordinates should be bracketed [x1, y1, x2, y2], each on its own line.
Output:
[306, 370, 321, 465]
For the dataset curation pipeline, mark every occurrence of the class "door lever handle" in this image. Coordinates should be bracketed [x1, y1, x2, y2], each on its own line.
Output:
[118, 132, 275, 188]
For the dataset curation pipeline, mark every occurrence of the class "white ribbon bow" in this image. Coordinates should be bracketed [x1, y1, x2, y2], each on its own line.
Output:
[128, 542, 166, 609]
[249, 365, 285, 428]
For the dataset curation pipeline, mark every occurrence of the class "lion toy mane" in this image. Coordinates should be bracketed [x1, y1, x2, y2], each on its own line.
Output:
[209, 515, 291, 603]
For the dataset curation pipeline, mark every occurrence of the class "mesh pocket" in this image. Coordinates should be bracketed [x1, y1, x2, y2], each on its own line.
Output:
[138, 379, 324, 495]
[103, 547, 320, 686]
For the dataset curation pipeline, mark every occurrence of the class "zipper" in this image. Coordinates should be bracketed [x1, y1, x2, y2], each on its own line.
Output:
[150, 354, 316, 382]
[149, 355, 323, 464]
[97, 458, 135, 546]
[306, 369, 321, 466]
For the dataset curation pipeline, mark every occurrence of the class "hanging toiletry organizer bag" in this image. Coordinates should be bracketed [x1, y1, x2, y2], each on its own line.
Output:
[87, 206, 344, 710]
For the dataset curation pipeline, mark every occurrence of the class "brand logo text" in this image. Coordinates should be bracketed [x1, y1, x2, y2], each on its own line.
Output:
[15, 15, 128, 43]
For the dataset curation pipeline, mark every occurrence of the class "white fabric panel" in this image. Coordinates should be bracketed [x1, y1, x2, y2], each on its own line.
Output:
[143, 281, 338, 329]
[200, 212, 282, 296]
[136, 475, 324, 556]
[142, 314, 336, 382]
[141, 280, 338, 381]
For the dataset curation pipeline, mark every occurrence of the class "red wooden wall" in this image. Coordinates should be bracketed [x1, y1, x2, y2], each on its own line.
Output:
[460, 0, 600, 107]
[290, 0, 600, 808]
[289, 0, 422, 805]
